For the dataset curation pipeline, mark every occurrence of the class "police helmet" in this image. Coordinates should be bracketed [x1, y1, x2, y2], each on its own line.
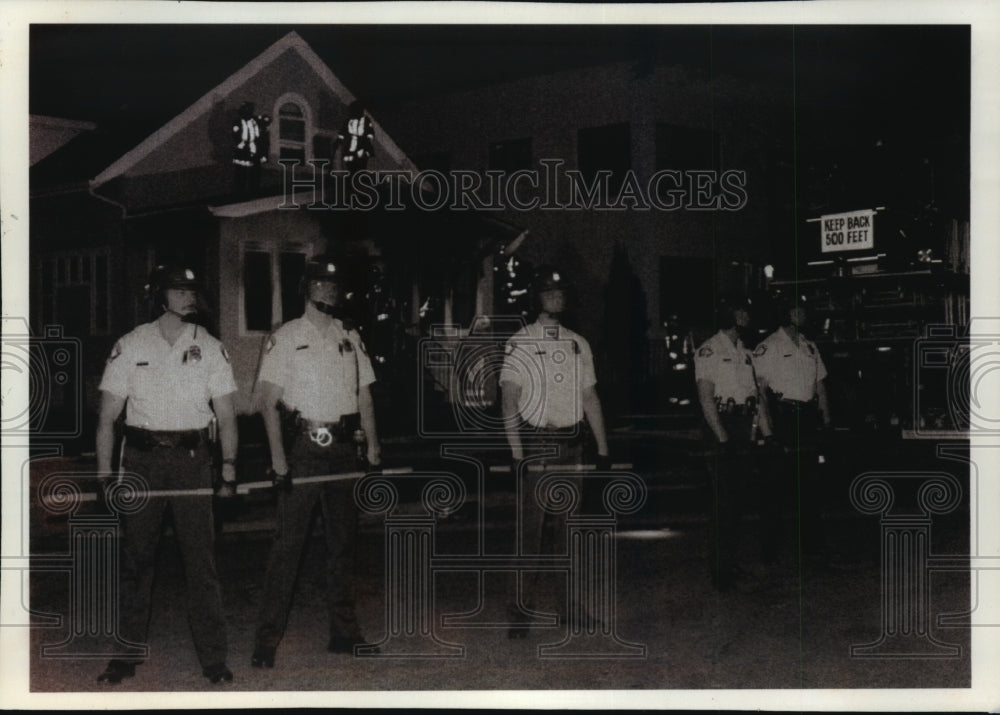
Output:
[145, 264, 199, 300]
[769, 291, 809, 326]
[530, 265, 571, 294]
[299, 256, 343, 296]
[715, 294, 752, 330]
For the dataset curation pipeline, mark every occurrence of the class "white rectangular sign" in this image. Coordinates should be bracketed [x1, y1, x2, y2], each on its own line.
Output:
[820, 209, 875, 253]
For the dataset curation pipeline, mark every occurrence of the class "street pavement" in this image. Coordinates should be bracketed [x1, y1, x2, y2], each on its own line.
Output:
[25, 426, 973, 694]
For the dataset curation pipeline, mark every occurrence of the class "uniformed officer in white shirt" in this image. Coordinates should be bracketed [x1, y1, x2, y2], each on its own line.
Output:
[752, 295, 832, 562]
[694, 296, 767, 591]
[500, 265, 610, 636]
[251, 256, 381, 668]
[95, 265, 238, 685]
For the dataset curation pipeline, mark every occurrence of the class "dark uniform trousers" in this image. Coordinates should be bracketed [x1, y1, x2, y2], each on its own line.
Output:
[764, 400, 827, 559]
[704, 412, 755, 586]
[517, 428, 584, 610]
[256, 437, 363, 648]
[118, 443, 227, 668]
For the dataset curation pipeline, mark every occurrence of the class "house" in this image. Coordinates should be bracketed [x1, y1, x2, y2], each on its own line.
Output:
[30, 31, 515, 435]
[373, 61, 795, 413]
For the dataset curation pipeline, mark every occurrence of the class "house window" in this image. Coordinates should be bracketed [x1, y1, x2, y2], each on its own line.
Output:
[240, 240, 311, 333]
[274, 94, 313, 164]
[243, 251, 273, 332]
[577, 123, 631, 194]
[489, 137, 533, 173]
[36, 249, 112, 336]
[279, 251, 307, 323]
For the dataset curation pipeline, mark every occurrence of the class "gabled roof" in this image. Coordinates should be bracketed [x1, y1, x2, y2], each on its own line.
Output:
[29, 115, 97, 166]
[91, 30, 416, 188]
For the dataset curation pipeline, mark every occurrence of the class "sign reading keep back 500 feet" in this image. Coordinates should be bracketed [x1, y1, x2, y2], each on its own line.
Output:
[821, 209, 875, 253]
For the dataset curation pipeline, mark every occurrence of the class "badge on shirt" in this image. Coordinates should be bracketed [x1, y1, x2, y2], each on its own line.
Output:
[107, 341, 122, 364]
[698, 346, 714, 357]
[753, 344, 767, 357]
[183, 345, 202, 364]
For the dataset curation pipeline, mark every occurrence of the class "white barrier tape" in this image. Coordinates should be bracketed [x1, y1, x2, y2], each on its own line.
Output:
[488, 463, 634, 473]
[41, 487, 216, 507]
[236, 466, 413, 494]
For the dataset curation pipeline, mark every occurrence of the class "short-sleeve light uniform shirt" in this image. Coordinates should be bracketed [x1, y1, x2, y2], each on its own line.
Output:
[257, 316, 375, 422]
[694, 330, 757, 405]
[499, 321, 596, 429]
[752, 327, 828, 402]
[99, 322, 237, 431]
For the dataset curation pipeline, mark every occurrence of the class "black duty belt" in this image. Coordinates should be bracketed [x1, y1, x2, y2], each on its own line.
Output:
[528, 423, 585, 446]
[297, 414, 361, 447]
[774, 397, 819, 412]
[717, 404, 755, 416]
[124, 426, 210, 451]
[532, 422, 582, 434]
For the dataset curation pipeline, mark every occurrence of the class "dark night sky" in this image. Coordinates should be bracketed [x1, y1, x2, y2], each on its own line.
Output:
[29, 24, 969, 136]
[29, 24, 970, 213]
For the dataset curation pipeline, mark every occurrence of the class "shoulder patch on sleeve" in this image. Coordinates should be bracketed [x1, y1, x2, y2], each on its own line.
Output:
[697, 346, 713, 358]
[753, 344, 767, 357]
[107, 341, 122, 363]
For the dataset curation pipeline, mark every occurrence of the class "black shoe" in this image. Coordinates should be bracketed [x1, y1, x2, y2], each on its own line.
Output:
[327, 636, 380, 654]
[251, 645, 275, 668]
[202, 663, 233, 684]
[97, 659, 136, 684]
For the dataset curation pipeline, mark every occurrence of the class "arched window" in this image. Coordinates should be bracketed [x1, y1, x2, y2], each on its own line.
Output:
[275, 97, 310, 163]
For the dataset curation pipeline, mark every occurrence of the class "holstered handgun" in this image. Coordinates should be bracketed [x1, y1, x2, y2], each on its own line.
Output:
[276, 401, 301, 454]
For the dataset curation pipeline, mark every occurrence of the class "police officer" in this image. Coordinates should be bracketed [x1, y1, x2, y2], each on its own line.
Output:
[500, 265, 611, 636]
[251, 256, 381, 668]
[95, 265, 238, 685]
[752, 295, 832, 564]
[694, 296, 766, 591]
